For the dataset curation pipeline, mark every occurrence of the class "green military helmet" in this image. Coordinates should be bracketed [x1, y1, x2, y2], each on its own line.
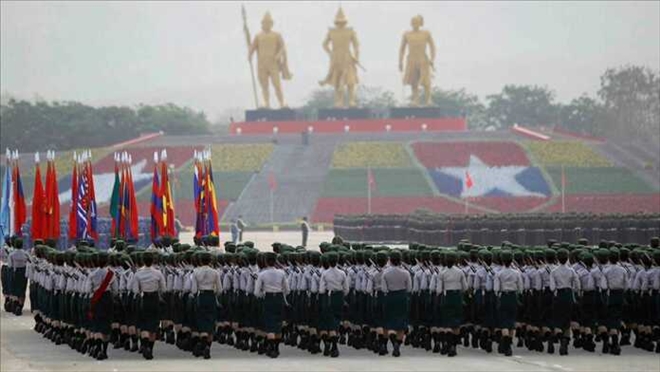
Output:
[557, 248, 569, 261]
[389, 250, 402, 263]
[577, 238, 589, 246]
[500, 250, 513, 262]
[580, 251, 594, 266]
[545, 248, 557, 261]
[375, 251, 388, 267]
[650, 237, 660, 249]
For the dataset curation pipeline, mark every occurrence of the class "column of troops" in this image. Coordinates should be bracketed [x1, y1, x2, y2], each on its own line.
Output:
[2, 236, 660, 361]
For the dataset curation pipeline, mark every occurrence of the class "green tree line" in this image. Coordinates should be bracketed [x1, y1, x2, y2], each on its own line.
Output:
[303, 65, 659, 141]
[0, 101, 211, 152]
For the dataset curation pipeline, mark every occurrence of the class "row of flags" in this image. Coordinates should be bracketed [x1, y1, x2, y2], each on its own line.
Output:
[149, 150, 175, 242]
[30, 151, 60, 241]
[193, 149, 219, 239]
[0, 149, 26, 240]
[68, 151, 98, 242]
[108, 151, 139, 242]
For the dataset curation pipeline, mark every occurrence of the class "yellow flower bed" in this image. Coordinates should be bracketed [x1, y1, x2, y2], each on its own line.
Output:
[331, 142, 412, 168]
[210, 144, 274, 172]
[526, 141, 612, 167]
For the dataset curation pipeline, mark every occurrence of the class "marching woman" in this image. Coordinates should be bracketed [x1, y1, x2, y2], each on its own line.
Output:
[85, 252, 116, 360]
[493, 251, 524, 356]
[437, 251, 468, 357]
[192, 252, 222, 359]
[319, 252, 350, 358]
[132, 251, 167, 360]
[381, 250, 412, 357]
[254, 252, 289, 358]
[549, 249, 580, 356]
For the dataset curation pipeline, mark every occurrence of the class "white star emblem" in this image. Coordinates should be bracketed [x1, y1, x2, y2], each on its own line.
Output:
[438, 155, 546, 198]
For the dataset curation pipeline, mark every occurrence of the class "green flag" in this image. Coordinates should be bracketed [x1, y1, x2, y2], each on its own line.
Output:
[109, 163, 120, 236]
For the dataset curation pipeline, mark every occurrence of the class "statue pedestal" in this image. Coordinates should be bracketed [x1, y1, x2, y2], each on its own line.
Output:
[318, 108, 371, 121]
[245, 108, 296, 122]
[390, 106, 459, 119]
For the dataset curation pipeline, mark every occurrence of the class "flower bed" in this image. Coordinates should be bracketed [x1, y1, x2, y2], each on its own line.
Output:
[210, 144, 274, 172]
[525, 141, 611, 167]
[322, 168, 433, 197]
[331, 142, 413, 169]
[412, 141, 531, 168]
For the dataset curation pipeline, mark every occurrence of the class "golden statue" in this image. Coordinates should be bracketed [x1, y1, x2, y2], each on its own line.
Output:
[319, 8, 361, 108]
[399, 15, 436, 106]
[248, 12, 292, 109]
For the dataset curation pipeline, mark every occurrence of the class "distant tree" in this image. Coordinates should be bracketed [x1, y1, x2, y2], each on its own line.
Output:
[557, 95, 605, 136]
[0, 99, 210, 152]
[486, 85, 558, 128]
[598, 65, 660, 141]
[430, 88, 488, 129]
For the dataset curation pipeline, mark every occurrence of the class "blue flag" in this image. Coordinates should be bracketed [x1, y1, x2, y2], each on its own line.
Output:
[0, 163, 11, 239]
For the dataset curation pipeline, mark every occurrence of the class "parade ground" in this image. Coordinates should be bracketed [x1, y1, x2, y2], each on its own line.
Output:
[1, 301, 658, 372]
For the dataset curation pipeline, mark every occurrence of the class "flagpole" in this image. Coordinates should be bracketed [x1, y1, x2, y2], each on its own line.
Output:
[270, 188, 274, 224]
[561, 164, 566, 214]
[367, 166, 372, 215]
[464, 196, 468, 215]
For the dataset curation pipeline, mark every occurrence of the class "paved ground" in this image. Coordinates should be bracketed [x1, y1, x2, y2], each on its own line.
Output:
[2, 305, 658, 372]
[178, 230, 336, 250]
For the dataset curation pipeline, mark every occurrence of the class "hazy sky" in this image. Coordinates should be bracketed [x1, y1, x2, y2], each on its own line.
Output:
[2, 1, 659, 120]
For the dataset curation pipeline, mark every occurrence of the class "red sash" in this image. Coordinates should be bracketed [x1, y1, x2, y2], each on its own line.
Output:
[87, 269, 114, 320]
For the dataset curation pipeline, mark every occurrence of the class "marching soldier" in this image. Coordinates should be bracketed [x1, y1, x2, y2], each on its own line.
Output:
[131, 251, 166, 360]
[254, 251, 289, 358]
[381, 250, 411, 357]
[319, 252, 349, 357]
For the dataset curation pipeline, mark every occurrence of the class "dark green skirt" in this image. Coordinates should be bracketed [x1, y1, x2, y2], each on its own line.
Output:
[580, 291, 597, 328]
[319, 292, 344, 331]
[441, 290, 463, 328]
[384, 290, 409, 331]
[262, 293, 284, 334]
[139, 292, 161, 333]
[552, 288, 574, 330]
[196, 291, 217, 334]
[12, 267, 27, 298]
[498, 292, 518, 329]
[605, 290, 623, 330]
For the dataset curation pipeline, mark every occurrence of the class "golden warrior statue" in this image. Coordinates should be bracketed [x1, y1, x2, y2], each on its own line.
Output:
[319, 8, 361, 108]
[399, 15, 436, 106]
[248, 12, 292, 109]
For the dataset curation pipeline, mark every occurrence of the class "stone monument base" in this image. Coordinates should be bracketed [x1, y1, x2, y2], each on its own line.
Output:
[245, 108, 296, 122]
[390, 106, 460, 119]
[317, 108, 371, 121]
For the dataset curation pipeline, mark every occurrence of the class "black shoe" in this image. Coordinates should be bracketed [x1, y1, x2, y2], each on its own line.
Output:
[609, 334, 621, 355]
[203, 344, 211, 360]
[503, 337, 513, 357]
[583, 334, 595, 352]
[323, 338, 330, 356]
[559, 337, 569, 356]
[447, 344, 457, 357]
[547, 341, 555, 354]
[391, 335, 401, 357]
[471, 332, 480, 349]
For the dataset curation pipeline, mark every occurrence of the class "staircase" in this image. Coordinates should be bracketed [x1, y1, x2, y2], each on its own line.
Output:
[223, 141, 336, 224]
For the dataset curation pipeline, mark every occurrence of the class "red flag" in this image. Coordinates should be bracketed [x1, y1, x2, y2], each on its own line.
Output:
[367, 168, 377, 190]
[128, 165, 139, 239]
[160, 159, 175, 237]
[86, 159, 98, 240]
[13, 162, 27, 235]
[45, 157, 60, 240]
[465, 171, 474, 189]
[31, 161, 45, 240]
[268, 172, 277, 191]
[68, 161, 78, 240]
